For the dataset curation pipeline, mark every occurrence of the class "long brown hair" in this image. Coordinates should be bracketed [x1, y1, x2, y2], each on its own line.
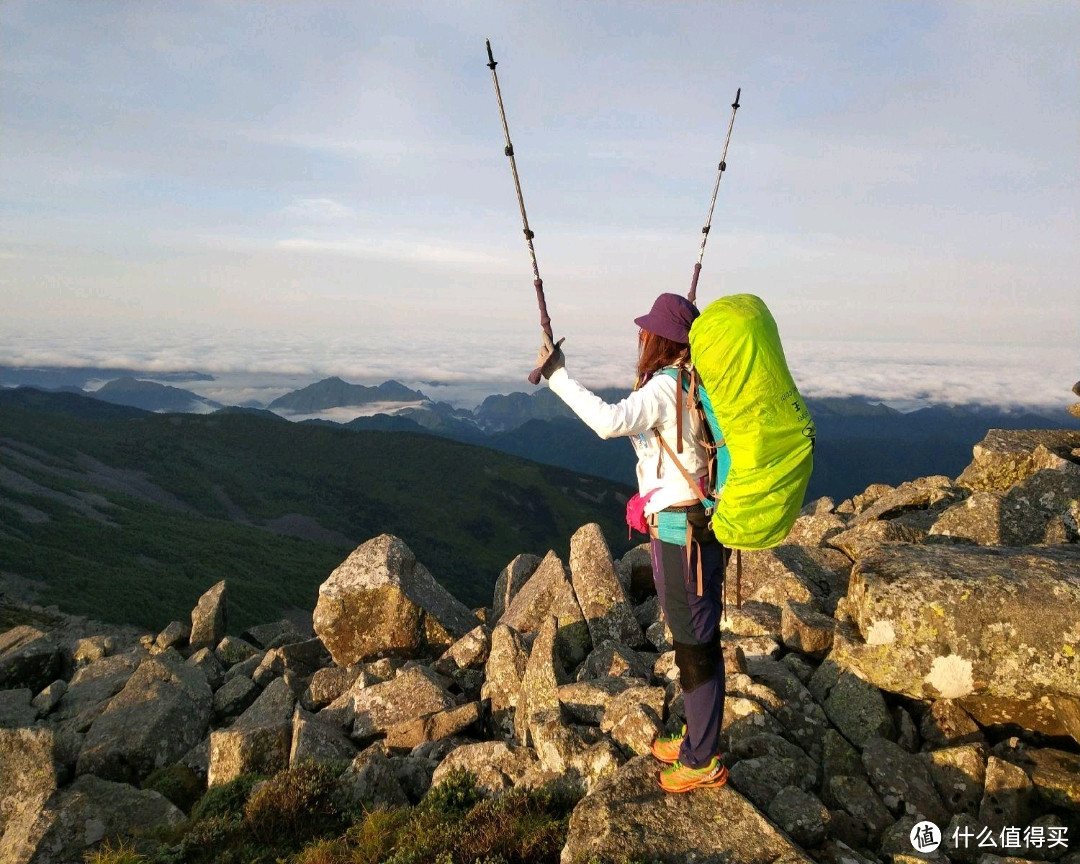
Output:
[636, 329, 689, 387]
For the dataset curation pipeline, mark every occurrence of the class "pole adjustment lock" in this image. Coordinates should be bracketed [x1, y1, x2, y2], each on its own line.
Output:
[524, 228, 534, 240]
[504, 144, 514, 157]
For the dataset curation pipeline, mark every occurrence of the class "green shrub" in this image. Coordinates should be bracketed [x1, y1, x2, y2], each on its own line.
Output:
[339, 806, 409, 864]
[189, 773, 265, 823]
[142, 764, 204, 813]
[419, 768, 482, 818]
[154, 815, 257, 864]
[243, 762, 345, 845]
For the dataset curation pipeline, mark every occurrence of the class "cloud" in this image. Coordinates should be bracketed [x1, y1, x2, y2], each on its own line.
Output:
[279, 198, 357, 224]
[275, 237, 516, 270]
[1, 322, 1075, 412]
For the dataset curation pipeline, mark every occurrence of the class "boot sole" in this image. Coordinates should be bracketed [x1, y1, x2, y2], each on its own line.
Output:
[650, 744, 682, 764]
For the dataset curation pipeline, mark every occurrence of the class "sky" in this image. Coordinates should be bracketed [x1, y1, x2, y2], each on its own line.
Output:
[2, 2, 1078, 409]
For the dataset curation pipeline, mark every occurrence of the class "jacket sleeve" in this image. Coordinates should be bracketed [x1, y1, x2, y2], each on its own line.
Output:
[547, 367, 672, 439]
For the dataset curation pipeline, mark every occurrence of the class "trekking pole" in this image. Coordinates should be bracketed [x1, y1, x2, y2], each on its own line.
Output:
[688, 88, 741, 306]
[486, 39, 559, 385]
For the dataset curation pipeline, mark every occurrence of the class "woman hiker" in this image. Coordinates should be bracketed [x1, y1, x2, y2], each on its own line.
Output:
[534, 292, 728, 793]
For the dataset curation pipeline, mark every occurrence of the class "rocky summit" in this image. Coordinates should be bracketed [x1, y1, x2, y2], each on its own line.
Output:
[1, 428, 1079, 864]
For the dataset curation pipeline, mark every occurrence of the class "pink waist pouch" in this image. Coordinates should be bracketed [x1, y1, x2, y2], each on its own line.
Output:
[625, 489, 658, 537]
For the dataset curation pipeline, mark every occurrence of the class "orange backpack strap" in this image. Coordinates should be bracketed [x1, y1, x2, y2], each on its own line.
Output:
[654, 432, 710, 508]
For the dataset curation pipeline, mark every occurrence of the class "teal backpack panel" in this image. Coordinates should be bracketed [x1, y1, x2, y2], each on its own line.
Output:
[688, 294, 815, 549]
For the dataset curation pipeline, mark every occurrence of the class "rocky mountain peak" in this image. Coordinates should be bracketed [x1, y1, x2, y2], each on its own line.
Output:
[2, 427, 1078, 863]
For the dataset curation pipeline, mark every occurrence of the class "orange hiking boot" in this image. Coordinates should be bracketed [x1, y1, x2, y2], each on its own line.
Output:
[659, 756, 728, 793]
[650, 724, 686, 764]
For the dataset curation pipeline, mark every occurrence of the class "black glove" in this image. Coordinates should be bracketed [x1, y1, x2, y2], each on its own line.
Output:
[535, 333, 566, 380]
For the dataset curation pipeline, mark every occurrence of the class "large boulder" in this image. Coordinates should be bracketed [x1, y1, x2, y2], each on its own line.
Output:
[347, 665, 457, 741]
[189, 580, 227, 650]
[76, 653, 212, 784]
[480, 624, 529, 734]
[832, 543, 1080, 741]
[289, 706, 357, 767]
[559, 677, 646, 725]
[499, 550, 591, 666]
[726, 544, 851, 612]
[491, 553, 541, 621]
[1000, 746, 1080, 813]
[52, 652, 140, 726]
[208, 676, 295, 786]
[514, 615, 568, 746]
[929, 468, 1080, 546]
[0, 774, 184, 864]
[568, 523, 646, 649]
[956, 429, 1080, 493]
[0, 626, 63, 693]
[430, 740, 539, 796]
[850, 475, 966, 525]
[560, 755, 815, 864]
[313, 535, 478, 665]
[0, 728, 63, 839]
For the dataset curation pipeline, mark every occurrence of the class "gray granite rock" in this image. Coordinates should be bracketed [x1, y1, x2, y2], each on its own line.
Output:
[208, 676, 295, 786]
[569, 523, 646, 649]
[289, 705, 357, 767]
[0, 626, 62, 693]
[832, 543, 1080, 741]
[190, 580, 227, 651]
[558, 677, 650, 725]
[500, 550, 591, 667]
[153, 620, 190, 653]
[922, 743, 987, 816]
[824, 670, 896, 749]
[491, 553, 541, 622]
[76, 654, 212, 784]
[348, 665, 457, 741]
[212, 673, 261, 721]
[514, 616, 567, 746]
[0, 774, 184, 864]
[862, 736, 949, 824]
[313, 535, 478, 665]
[823, 774, 894, 843]
[561, 754, 814, 864]
[430, 740, 539, 797]
[336, 744, 410, 809]
[956, 430, 1080, 493]
[767, 785, 830, 848]
[479, 623, 529, 735]
[979, 756, 1035, 834]
[782, 600, 836, 658]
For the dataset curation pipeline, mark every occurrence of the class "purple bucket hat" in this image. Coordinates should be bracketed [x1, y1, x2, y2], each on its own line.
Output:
[634, 293, 700, 344]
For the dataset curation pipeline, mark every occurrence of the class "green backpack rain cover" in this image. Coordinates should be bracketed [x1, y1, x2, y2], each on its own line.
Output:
[688, 294, 815, 550]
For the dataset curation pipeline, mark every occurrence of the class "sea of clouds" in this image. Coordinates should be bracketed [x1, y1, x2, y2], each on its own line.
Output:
[1, 321, 1075, 415]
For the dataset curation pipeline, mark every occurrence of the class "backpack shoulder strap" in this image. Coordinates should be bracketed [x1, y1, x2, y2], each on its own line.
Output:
[653, 430, 711, 508]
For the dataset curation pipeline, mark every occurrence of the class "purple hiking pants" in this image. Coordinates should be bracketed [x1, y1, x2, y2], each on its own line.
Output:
[650, 537, 726, 768]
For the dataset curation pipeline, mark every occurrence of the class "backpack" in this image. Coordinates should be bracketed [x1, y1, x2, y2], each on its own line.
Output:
[686, 294, 815, 550]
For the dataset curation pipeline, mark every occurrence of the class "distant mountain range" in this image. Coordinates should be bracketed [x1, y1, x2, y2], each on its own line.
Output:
[4, 368, 1076, 505]
[0, 365, 212, 389]
[94, 376, 223, 413]
[267, 377, 427, 413]
[0, 387, 633, 631]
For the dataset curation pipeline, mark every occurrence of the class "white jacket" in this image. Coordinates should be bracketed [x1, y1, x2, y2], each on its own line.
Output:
[547, 365, 708, 515]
